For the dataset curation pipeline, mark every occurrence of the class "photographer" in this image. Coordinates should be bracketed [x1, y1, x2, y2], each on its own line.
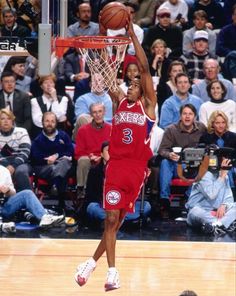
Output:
[186, 157, 236, 236]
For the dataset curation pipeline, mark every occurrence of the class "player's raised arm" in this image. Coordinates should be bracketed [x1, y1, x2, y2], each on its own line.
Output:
[127, 19, 156, 116]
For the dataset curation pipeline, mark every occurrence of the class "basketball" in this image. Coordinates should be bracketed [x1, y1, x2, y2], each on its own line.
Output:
[100, 2, 129, 30]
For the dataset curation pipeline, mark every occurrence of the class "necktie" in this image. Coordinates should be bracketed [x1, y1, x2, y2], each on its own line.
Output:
[6, 94, 12, 110]
[79, 55, 85, 72]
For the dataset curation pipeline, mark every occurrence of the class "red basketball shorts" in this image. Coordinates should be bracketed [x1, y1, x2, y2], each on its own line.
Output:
[103, 159, 147, 212]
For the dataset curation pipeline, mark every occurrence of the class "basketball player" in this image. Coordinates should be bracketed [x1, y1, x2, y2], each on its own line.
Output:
[74, 17, 157, 291]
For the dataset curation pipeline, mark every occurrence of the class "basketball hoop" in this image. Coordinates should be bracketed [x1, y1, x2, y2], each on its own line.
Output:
[55, 36, 131, 92]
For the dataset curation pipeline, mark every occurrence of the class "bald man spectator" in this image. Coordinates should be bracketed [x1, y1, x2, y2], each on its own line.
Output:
[192, 59, 236, 102]
[67, 2, 99, 37]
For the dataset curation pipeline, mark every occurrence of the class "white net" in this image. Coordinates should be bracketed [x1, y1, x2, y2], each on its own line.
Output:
[76, 36, 130, 92]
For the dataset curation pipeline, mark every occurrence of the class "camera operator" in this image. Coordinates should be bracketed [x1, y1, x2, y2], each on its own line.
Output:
[186, 158, 236, 236]
[199, 110, 236, 198]
[158, 104, 206, 218]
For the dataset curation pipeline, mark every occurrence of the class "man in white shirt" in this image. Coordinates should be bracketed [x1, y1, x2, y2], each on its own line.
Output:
[31, 73, 74, 138]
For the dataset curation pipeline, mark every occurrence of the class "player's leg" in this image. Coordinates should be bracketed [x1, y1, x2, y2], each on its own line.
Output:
[103, 210, 122, 292]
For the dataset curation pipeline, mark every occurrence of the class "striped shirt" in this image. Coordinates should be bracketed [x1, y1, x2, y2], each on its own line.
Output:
[0, 127, 31, 168]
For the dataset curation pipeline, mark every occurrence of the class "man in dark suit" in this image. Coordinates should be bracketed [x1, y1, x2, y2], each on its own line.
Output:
[0, 71, 32, 134]
[63, 48, 90, 85]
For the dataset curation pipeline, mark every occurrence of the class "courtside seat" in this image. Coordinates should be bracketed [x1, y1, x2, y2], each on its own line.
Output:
[170, 178, 194, 207]
[31, 175, 77, 203]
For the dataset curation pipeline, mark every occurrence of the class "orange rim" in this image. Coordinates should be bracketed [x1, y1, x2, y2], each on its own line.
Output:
[55, 35, 130, 49]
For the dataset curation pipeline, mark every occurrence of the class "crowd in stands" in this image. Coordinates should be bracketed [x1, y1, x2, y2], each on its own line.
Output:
[0, 0, 236, 236]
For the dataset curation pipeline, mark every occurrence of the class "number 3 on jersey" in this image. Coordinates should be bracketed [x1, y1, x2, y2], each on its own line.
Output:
[122, 128, 133, 144]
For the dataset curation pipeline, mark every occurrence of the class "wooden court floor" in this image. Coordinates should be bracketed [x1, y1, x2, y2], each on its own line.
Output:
[0, 238, 235, 296]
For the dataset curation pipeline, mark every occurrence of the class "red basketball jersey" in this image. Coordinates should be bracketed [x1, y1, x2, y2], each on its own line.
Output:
[109, 97, 155, 162]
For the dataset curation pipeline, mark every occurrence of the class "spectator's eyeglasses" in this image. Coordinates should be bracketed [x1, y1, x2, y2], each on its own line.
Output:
[158, 13, 171, 18]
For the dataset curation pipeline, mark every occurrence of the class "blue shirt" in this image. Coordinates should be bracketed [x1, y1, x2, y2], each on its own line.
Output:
[67, 21, 99, 37]
[74, 92, 113, 123]
[186, 171, 234, 211]
[159, 93, 203, 129]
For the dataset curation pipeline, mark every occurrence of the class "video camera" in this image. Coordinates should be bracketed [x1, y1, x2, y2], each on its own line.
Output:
[179, 145, 236, 179]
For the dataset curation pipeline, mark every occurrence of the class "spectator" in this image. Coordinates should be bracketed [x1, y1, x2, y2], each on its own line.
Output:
[158, 104, 206, 218]
[216, 4, 236, 57]
[199, 80, 236, 132]
[67, 2, 99, 37]
[132, 0, 156, 28]
[0, 1, 40, 33]
[63, 48, 90, 86]
[0, 6, 31, 39]
[0, 71, 32, 132]
[183, 10, 217, 56]
[186, 157, 236, 236]
[199, 110, 236, 148]
[188, 0, 225, 30]
[107, 1, 144, 56]
[30, 112, 74, 209]
[73, 73, 113, 140]
[199, 110, 236, 194]
[192, 59, 236, 102]
[0, 165, 64, 233]
[142, 7, 183, 60]
[148, 39, 171, 83]
[30, 73, 74, 139]
[157, 60, 186, 112]
[3, 56, 32, 93]
[157, 0, 188, 30]
[0, 108, 31, 192]
[180, 30, 217, 82]
[119, 62, 140, 94]
[84, 141, 151, 228]
[160, 73, 203, 129]
[74, 102, 111, 205]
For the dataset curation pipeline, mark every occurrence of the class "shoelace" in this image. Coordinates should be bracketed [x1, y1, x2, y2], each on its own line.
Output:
[79, 261, 93, 278]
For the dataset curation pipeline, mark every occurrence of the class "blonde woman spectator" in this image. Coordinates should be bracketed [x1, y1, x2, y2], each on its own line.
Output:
[149, 39, 171, 83]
